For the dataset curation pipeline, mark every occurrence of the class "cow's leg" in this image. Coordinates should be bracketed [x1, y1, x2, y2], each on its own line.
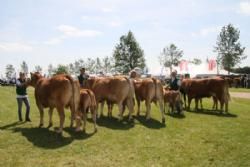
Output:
[126, 98, 134, 121]
[38, 105, 44, 128]
[69, 104, 75, 128]
[91, 107, 97, 132]
[82, 109, 87, 133]
[118, 102, 123, 121]
[195, 98, 199, 111]
[100, 101, 104, 117]
[145, 100, 151, 120]
[48, 108, 53, 128]
[219, 99, 224, 113]
[56, 107, 65, 134]
[200, 99, 203, 110]
[136, 98, 140, 116]
[158, 99, 165, 124]
[187, 97, 192, 111]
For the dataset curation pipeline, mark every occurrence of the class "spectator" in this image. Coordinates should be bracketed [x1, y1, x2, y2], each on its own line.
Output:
[78, 68, 89, 88]
[16, 72, 31, 122]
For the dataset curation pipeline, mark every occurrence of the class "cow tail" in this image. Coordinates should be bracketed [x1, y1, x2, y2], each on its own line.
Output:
[65, 75, 79, 118]
[124, 77, 134, 98]
[86, 89, 96, 110]
[224, 82, 231, 102]
[152, 77, 158, 99]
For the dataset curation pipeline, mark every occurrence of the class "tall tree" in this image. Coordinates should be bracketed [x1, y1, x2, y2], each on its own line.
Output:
[34, 65, 42, 73]
[113, 30, 146, 74]
[5, 64, 15, 79]
[20, 61, 29, 75]
[102, 56, 113, 74]
[214, 24, 246, 74]
[191, 58, 202, 65]
[47, 64, 54, 77]
[54, 64, 69, 75]
[95, 57, 103, 74]
[159, 43, 183, 73]
[85, 58, 96, 73]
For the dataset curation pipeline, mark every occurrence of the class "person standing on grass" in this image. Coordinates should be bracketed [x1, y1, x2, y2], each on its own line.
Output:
[78, 68, 89, 88]
[169, 70, 181, 91]
[16, 72, 31, 122]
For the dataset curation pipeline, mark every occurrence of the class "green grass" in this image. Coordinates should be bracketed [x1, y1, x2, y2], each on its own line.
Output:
[230, 87, 250, 93]
[0, 86, 250, 167]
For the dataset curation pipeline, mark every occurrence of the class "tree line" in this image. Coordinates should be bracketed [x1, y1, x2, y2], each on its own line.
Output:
[4, 24, 249, 79]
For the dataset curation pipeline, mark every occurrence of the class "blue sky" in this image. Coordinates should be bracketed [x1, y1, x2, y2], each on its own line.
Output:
[0, 0, 250, 76]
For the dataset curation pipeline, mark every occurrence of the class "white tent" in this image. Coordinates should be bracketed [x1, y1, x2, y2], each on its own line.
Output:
[149, 60, 231, 78]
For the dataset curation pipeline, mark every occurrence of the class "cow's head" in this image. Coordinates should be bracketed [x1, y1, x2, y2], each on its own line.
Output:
[29, 72, 43, 87]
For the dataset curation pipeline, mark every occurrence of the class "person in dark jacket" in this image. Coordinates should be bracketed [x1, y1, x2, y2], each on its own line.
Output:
[16, 72, 31, 122]
[78, 68, 89, 88]
[169, 70, 181, 91]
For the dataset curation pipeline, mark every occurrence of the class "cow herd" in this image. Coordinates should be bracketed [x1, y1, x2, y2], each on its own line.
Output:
[27, 72, 230, 134]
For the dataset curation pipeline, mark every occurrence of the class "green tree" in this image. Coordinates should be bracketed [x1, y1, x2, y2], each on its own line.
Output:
[103, 56, 113, 74]
[5, 64, 15, 79]
[214, 24, 246, 74]
[191, 58, 202, 65]
[55, 64, 69, 75]
[113, 30, 146, 74]
[85, 58, 96, 73]
[159, 43, 183, 73]
[34, 65, 42, 73]
[20, 61, 29, 75]
[47, 64, 54, 77]
[95, 57, 103, 74]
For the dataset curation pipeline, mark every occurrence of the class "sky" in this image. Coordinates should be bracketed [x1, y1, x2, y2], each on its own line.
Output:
[0, 0, 250, 77]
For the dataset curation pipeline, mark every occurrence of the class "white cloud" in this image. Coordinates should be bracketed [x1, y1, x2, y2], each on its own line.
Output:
[192, 26, 221, 37]
[44, 25, 102, 45]
[57, 25, 102, 38]
[0, 42, 33, 52]
[109, 21, 122, 27]
[239, 1, 250, 15]
[101, 7, 114, 13]
[44, 38, 63, 45]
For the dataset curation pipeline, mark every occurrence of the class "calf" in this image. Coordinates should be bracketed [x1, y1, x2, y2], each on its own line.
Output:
[76, 89, 97, 133]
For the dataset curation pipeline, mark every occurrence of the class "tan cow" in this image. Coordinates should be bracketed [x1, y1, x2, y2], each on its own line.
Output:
[163, 88, 183, 114]
[75, 89, 97, 133]
[132, 77, 165, 124]
[84, 76, 134, 121]
[28, 72, 80, 134]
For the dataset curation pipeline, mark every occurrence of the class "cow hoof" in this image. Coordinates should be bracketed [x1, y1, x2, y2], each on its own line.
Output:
[94, 128, 97, 133]
[162, 118, 165, 124]
[38, 123, 43, 128]
[47, 123, 53, 128]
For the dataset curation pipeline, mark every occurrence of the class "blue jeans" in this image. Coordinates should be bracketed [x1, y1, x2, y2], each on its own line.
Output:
[17, 97, 30, 121]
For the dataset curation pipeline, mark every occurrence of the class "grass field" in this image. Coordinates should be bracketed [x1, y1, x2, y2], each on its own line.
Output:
[229, 87, 250, 93]
[0, 86, 250, 167]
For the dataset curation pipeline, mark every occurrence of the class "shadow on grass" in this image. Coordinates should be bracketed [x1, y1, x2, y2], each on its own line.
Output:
[97, 115, 134, 130]
[165, 112, 186, 119]
[186, 109, 237, 118]
[64, 127, 95, 140]
[12, 127, 73, 149]
[134, 115, 166, 129]
[0, 121, 26, 130]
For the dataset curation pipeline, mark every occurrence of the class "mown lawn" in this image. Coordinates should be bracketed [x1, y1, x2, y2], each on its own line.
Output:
[0, 86, 250, 167]
[230, 87, 250, 93]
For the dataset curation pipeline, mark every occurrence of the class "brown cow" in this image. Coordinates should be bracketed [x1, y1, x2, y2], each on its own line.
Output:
[132, 78, 165, 123]
[84, 76, 134, 121]
[75, 89, 97, 133]
[180, 78, 230, 112]
[28, 72, 80, 134]
[163, 88, 183, 114]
